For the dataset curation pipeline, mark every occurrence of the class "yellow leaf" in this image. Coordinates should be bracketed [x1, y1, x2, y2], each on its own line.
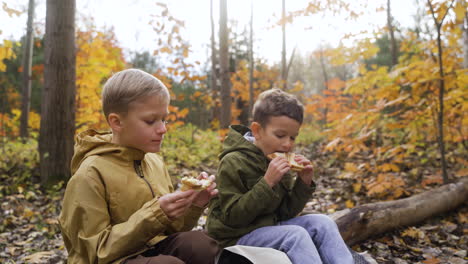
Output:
[401, 227, 420, 239]
[345, 199, 354, 208]
[454, 2, 466, 22]
[23, 208, 35, 219]
[160, 46, 171, 53]
[2, 2, 22, 17]
[344, 162, 358, 172]
[352, 182, 362, 193]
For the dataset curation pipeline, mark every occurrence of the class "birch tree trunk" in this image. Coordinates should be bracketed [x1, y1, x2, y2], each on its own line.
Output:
[219, 0, 231, 128]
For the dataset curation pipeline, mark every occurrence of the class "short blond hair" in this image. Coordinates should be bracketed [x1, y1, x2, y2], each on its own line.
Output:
[102, 69, 169, 119]
[253, 88, 303, 127]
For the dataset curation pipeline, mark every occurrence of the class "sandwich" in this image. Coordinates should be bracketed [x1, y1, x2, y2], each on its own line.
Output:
[267, 152, 305, 172]
[180, 176, 213, 191]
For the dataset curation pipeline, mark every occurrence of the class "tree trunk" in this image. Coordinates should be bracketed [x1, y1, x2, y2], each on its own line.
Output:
[427, 0, 454, 183]
[248, 0, 254, 123]
[281, 0, 287, 90]
[210, 0, 220, 125]
[39, 0, 76, 186]
[387, 0, 398, 67]
[318, 47, 329, 128]
[20, 0, 35, 139]
[219, 0, 231, 129]
[463, 9, 468, 69]
[303, 177, 468, 246]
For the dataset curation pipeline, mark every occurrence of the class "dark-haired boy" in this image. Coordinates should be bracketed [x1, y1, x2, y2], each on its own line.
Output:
[207, 89, 353, 264]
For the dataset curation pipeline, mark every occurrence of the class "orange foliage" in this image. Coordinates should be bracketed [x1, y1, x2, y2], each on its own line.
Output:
[303, 0, 466, 199]
[75, 25, 125, 133]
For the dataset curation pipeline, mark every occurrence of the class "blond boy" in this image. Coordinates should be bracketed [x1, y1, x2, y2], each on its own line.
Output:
[59, 69, 219, 264]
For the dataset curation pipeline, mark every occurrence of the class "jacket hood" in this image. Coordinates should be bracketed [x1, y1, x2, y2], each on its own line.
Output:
[219, 125, 264, 160]
[71, 130, 146, 174]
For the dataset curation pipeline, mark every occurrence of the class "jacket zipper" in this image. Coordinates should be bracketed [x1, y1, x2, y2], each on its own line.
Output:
[133, 160, 155, 198]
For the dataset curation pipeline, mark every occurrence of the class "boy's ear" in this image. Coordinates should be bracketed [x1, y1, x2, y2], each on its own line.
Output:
[108, 113, 123, 132]
[251, 121, 262, 140]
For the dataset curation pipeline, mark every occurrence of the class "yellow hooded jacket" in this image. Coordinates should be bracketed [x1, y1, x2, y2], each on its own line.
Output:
[59, 130, 204, 264]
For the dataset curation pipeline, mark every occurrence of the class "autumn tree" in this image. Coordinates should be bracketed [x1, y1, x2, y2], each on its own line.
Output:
[386, 0, 398, 67]
[281, 0, 287, 89]
[75, 25, 125, 133]
[39, 0, 76, 185]
[148, 3, 208, 128]
[210, 0, 220, 124]
[248, 0, 254, 122]
[219, 0, 231, 128]
[19, 0, 35, 139]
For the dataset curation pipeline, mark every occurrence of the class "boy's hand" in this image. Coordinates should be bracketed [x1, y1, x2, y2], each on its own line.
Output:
[264, 156, 290, 187]
[159, 190, 196, 220]
[294, 154, 314, 185]
[190, 172, 218, 207]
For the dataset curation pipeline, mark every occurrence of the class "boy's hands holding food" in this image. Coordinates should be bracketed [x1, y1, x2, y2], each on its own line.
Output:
[293, 154, 314, 185]
[159, 190, 196, 220]
[182, 172, 218, 207]
[265, 153, 314, 187]
[160, 172, 217, 219]
[264, 155, 290, 187]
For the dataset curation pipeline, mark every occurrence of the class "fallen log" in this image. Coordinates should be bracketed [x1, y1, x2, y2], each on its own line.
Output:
[304, 176, 468, 246]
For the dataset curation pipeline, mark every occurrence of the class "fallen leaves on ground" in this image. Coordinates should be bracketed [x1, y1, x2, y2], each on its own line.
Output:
[0, 145, 466, 263]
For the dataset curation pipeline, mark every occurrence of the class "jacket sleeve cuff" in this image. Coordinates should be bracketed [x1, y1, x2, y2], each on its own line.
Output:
[148, 199, 172, 227]
[294, 178, 316, 196]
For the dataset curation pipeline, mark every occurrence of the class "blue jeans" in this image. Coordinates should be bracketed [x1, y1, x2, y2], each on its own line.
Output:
[236, 214, 354, 264]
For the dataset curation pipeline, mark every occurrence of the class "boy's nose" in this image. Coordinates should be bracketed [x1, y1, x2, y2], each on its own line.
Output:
[155, 121, 167, 134]
[283, 138, 294, 151]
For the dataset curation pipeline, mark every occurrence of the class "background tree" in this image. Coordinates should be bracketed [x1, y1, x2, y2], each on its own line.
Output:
[219, 0, 231, 129]
[248, 0, 254, 122]
[281, 0, 287, 89]
[19, 0, 35, 139]
[387, 0, 398, 67]
[427, 0, 454, 183]
[39, 0, 76, 185]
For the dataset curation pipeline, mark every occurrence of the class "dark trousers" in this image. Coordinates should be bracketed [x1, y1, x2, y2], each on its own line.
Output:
[124, 231, 219, 264]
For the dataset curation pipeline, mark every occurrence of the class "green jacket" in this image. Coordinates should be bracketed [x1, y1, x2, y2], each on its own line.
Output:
[206, 125, 315, 247]
[59, 130, 204, 264]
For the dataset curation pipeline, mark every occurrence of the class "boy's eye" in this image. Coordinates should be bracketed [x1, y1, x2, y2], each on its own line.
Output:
[276, 134, 285, 139]
[145, 119, 168, 125]
[290, 136, 296, 141]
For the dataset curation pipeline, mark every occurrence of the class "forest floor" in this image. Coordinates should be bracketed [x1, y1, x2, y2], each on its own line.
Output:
[0, 146, 467, 264]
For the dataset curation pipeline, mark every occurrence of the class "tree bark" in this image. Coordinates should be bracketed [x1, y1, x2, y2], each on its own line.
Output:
[219, 0, 231, 129]
[20, 0, 35, 139]
[303, 177, 468, 246]
[387, 0, 398, 67]
[248, 0, 254, 123]
[39, 0, 76, 186]
[318, 47, 329, 128]
[210, 0, 220, 125]
[463, 8, 468, 69]
[281, 0, 287, 90]
[427, 0, 455, 184]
